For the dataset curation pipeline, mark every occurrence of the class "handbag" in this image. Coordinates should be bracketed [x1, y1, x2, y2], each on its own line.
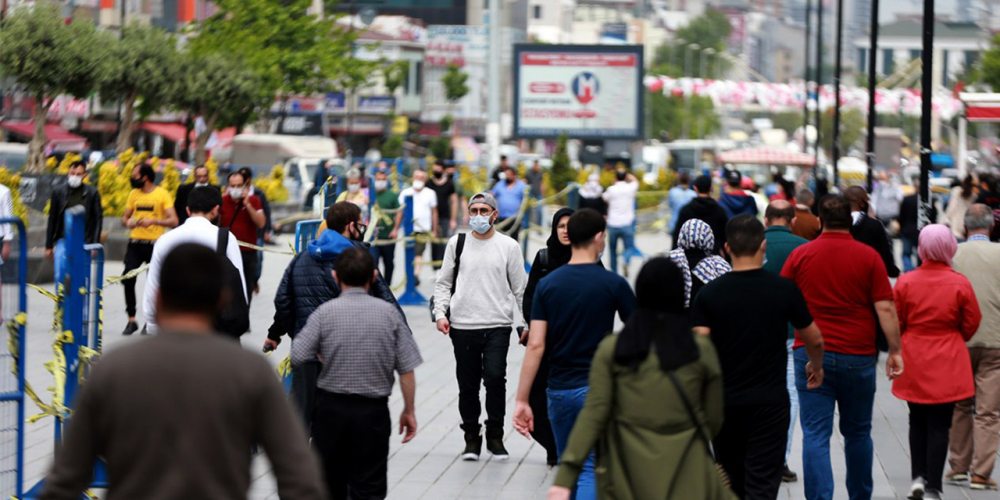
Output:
[666, 370, 732, 490]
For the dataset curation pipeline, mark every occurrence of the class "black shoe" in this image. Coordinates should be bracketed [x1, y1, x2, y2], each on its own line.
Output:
[461, 432, 481, 461]
[486, 436, 509, 461]
[782, 465, 798, 483]
[122, 321, 138, 336]
[140, 325, 148, 336]
[546, 455, 558, 467]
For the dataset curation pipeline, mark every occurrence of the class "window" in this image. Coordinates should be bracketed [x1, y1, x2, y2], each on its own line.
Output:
[882, 49, 894, 76]
[858, 48, 867, 71]
[403, 63, 411, 95]
[533, 5, 542, 19]
[415, 61, 423, 94]
[910, 49, 922, 61]
[966, 51, 979, 70]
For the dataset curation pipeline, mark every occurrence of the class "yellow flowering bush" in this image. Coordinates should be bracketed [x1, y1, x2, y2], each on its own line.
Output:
[457, 164, 488, 197]
[161, 159, 180, 198]
[96, 161, 132, 217]
[253, 164, 289, 203]
[0, 168, 28, 228]
[55, 153, 83, 174]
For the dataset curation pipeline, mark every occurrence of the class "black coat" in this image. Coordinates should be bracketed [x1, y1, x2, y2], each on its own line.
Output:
[268, 241, 404, 341]
[46, 184, 102, 248]
[671, 197, 729, 254]
[850, 213, 900, 278]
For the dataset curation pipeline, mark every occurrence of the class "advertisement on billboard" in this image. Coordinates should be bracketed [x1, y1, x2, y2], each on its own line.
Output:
[513, 44, 644, 140]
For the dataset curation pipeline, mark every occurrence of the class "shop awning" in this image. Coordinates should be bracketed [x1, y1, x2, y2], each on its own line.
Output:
[140, 122, 188, 143]
[718, 146, 817, 167]
[0, 121, 88, 152]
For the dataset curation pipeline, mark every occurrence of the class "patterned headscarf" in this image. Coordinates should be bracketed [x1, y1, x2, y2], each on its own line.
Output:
[668, 219, 731, 307]
[579, 174, 603, 199]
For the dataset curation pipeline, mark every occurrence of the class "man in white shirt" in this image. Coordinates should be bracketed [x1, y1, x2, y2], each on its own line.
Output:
[143, 186, 246, 333]
[0, 184, 13, 323]
[601, 170, 640, 274]
[398, 169, 438, 283]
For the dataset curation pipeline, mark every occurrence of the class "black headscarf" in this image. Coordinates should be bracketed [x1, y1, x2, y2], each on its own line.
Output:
[614, 257, 700, 371]
[545, 208, 575, 267]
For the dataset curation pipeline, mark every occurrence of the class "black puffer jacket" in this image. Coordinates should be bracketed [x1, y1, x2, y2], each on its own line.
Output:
[268, 240, 404, 341]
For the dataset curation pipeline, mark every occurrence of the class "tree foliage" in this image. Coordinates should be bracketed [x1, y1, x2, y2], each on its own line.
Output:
[0, 2, 112, 171]
[820, 107, 866, 155]
[980, 33, 1000, 91]
[382, 60, 409, 95]
[652, 10, 731, 78]
[550, 134, 575, 195]
[649, 92, 720, 140]
[442, 64, 470, 103]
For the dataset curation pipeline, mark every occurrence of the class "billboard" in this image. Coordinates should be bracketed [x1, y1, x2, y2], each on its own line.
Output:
[513, 44, 643, 140]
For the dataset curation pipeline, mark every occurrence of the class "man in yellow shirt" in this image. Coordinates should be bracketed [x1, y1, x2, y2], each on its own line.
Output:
[121, 164, 178, 335]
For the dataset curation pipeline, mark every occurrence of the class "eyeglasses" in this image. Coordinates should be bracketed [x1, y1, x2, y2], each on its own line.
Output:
[356, 222, 368, 235]
[468, 207, 494, 216]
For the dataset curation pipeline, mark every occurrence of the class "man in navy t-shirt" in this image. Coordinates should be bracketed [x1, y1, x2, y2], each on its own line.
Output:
[513, 208, 635, 500]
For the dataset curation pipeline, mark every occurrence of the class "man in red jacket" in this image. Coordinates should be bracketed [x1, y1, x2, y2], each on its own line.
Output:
[220, 171, 266, 304]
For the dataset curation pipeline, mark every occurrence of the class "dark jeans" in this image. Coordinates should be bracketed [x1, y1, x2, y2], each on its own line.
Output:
[291, 358, 321, 433]
[909, 402, 955, 492]
[529, 357, 558, 462]
[795, 348, 877, 500]
[123, 240, 155, 317]
[241, 250, 258, 305]
[450, 326, 511, 434]
[313, 390, 391, 500]
[714, 403, 791, 500]
[500, 217, 521, 242]
[370, 243, 397, 285]
[902, 236, 920, 272]
[548, 386, 596, 500]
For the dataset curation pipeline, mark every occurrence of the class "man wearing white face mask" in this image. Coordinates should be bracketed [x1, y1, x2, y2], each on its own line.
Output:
[398, 169, 437, 284]
[220, 171, 266, 304]
[371, 169, 402, 284]
[434, 192, 527, 462]
[45, 161, 103, 283]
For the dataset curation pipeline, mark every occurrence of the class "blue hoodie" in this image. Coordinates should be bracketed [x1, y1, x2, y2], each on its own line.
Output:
[718, 190, 759, 219]
[307, 229, 356, 262]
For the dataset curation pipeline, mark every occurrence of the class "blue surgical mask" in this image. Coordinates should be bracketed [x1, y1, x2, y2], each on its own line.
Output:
[470, 215, 492, 234]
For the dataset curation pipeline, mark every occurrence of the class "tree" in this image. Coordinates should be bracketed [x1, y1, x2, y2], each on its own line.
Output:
[0, 3, 112, 172]
[103, 23, 181, 155]
[550, 134, 575, 195]
[980, 33, 1000, 91]
[820, 107, 866, 155]
[441, 64, 469, 134]
[649, 92, 720, 140]
[382, 60, 409, 96]
[175, 52, 264, 164]
[652, 10, 731, 78]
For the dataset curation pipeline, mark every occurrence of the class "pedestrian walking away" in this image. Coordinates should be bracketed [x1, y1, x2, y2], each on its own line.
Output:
[429, 161, 458, 271]
[398, 169, 438, 284]
[513, 208, 636, 500]
[371, 168, 402, 285]
[433, 192, 527, 462]
[669, 219, 731, 308]
[491, 164, 528, 242]
[692, 214, 825, 500]
[546, 258, 734, 500]
[671, 174, 729, 253]
[948, 204, 1000, 491]
[221, 171, 266, 304]
[602, 169, 640, 275]
[291, 247, 422, 500]
[899, 180, 938, 273]
[267, 202, 403, 433]
[38, 244, 326, 500]
[521, 207, 576, 466]
[142, 186, 247, 336]
[844, 186, 900, 278]
[667, 171, 698, 234]
[174, 165, 215, 225]
[45, 160, 102, 283]
[120, 164, 178, 336]
[762, 200, 812, 483]
[791, 189, 821, 241]
[944, 176, 977, 241]
[891, 224, 981, 500]
[718, 170, 758, 219]
[781, 194, 904, 500]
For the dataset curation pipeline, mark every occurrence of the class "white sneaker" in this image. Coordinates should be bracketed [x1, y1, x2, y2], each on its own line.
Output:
[908, 477, 926, 499]
[923, 489, 942, 500]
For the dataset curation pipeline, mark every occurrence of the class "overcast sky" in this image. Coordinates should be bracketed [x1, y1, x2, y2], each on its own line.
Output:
[879, 0, 959, 23]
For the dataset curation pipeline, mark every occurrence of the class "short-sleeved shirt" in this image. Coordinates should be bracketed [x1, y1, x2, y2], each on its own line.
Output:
[398, 187, 438, 233]
[692, 269, 813, 406]
[781, 232, 894, 356]
[125, 187, 174, 241]
[374, 189, 401, 239]
[428, 179, 456, 222]
[602, 180, 639, 228]
[532, 263, 636, 390]
[220, 194, 263, 252]
[491, 180, 527, 219]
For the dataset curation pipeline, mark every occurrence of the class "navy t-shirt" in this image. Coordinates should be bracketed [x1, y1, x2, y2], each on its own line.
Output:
[532, 263, 636, 390]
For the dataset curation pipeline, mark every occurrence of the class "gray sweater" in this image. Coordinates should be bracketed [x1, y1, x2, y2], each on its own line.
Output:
[433, 231, 528, 330]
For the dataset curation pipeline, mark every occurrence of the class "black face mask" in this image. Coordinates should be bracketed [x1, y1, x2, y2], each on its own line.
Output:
[433, 171, 443, 179]
[130, 178, 144, 189]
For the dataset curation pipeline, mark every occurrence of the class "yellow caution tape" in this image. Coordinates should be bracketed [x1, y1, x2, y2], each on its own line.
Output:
[105, 263, 149, 285]
[276, 355, 292, 380]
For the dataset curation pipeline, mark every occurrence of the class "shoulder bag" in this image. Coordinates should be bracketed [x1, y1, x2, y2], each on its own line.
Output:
[666, 370, 732, 490]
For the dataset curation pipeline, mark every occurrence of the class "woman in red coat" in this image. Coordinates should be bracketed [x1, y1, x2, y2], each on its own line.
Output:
[892, 224, 982, 500]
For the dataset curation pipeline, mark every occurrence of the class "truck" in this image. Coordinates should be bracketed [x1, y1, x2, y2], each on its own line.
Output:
[214, 134, 341, 202]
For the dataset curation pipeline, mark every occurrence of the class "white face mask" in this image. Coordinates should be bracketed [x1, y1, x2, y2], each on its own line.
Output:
[194, 182, 209, 188]
[67, 175, 83, 188]
[229, 187, 244, 199]
[470, 214, 492, 234]
[374, 180, 388, 191]
[413, 180, 425, 190]
[498, 171, 507, 181]
[347, 183, 361, 193]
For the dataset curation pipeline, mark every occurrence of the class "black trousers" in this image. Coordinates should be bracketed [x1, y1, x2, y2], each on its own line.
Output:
[123, 241, 155, 317]
[431, 226, 452, 271]
[713, 403, 790, 500]
[240, 250, 258, 305]
[370, 243, 396, 285]
[290, 359, 321, 433]
[501, 217, 522, 242]
[450, 326, 511, 435]
[313, 390, 391, 500]
[909, 402, 955, 492]
[529, 356, 558, 462]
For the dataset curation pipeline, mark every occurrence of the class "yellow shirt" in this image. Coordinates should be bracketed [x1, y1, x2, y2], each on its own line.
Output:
[126, 187, 173, 241]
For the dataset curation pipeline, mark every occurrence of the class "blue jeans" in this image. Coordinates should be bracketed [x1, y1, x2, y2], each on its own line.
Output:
[607, 225, 637, 275]
[786, 339, 799, 464]
[53, 239, 67, 288]
[548, 387, 596, 500]
[902, 236, 919, 273]
[795, 349, 877, 500]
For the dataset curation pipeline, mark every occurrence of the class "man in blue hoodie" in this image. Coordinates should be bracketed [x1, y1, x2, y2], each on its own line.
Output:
[719, 169, 759, 219]
[265, 202, 405, 433]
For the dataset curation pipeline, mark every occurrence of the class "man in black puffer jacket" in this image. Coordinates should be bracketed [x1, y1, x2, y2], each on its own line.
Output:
[265, 202, 405, 432]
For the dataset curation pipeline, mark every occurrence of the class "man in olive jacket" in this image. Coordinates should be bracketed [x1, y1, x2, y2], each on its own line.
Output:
[45, 161, 103, 279]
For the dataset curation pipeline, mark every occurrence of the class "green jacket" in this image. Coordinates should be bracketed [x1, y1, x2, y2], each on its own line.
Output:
[553, 334, 735, 500]
[763, 225, 808, 275]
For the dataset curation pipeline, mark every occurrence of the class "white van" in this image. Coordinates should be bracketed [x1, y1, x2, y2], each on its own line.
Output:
[218, 134, 340, 201]
[0, 143, 29, 171]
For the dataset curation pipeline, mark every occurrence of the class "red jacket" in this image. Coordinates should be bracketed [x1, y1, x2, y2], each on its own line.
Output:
[891, 260, 982, 404]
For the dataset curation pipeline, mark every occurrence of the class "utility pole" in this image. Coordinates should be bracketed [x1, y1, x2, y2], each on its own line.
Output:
[815, 0, 824, 166]
[803, 0, 812, 154]
[865, 0, 880, 192]
[832, 0, 844, 187]
[919, 0, 933, 229]
[487, 0, 502, 170]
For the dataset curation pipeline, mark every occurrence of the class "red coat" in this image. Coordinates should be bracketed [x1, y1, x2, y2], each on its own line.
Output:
[892, 260, 982, 404]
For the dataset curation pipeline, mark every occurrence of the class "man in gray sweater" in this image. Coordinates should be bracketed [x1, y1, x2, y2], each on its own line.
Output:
[40, 244, 326, 500]
[434, 192, 527, 462]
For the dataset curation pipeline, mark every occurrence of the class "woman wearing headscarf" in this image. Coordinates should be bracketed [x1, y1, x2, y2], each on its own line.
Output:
[578, 174, 607, 216]
[547, 258, 734, 500]
[521, 207, 575, 466]
[669, 219, 731, 308]
[892, 224, 982, 500]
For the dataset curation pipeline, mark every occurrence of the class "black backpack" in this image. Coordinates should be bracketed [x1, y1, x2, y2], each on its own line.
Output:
[213, 228, 251, 338]
[429, 233, 466, 322]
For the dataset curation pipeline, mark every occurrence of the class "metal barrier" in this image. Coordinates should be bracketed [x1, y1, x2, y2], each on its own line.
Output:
[295, 220, 323, 253]
[0, 218, 26, 500]
[397, 194, 425, 306]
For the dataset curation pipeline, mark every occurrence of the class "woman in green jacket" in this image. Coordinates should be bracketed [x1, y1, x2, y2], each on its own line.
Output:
[549, 257, 734, 500]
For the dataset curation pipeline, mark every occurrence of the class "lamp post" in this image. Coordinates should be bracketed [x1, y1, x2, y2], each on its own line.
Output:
[685, 43, 700, 76]
[684, 43, 700, 138]
[702, 47, 717, 79]
[674, 38, 686, 75]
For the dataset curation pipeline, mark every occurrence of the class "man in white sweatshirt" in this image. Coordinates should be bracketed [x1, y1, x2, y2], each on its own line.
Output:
[434, 192, 527, 462]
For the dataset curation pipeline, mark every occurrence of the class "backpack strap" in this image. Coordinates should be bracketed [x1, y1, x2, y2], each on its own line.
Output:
[217, 227, 229, 257]
[449, 233, 466, 298]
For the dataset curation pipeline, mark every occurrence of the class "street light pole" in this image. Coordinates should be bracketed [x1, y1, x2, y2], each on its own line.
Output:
[815, 0, 824, 166]
[865, 0, 880, 192]
[703, 48, 717, 79]
[832, 0, 844, 187]
[918, 0, 933, 229]
[804, 0, 812, 154]
[674, 39, 686, 75]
